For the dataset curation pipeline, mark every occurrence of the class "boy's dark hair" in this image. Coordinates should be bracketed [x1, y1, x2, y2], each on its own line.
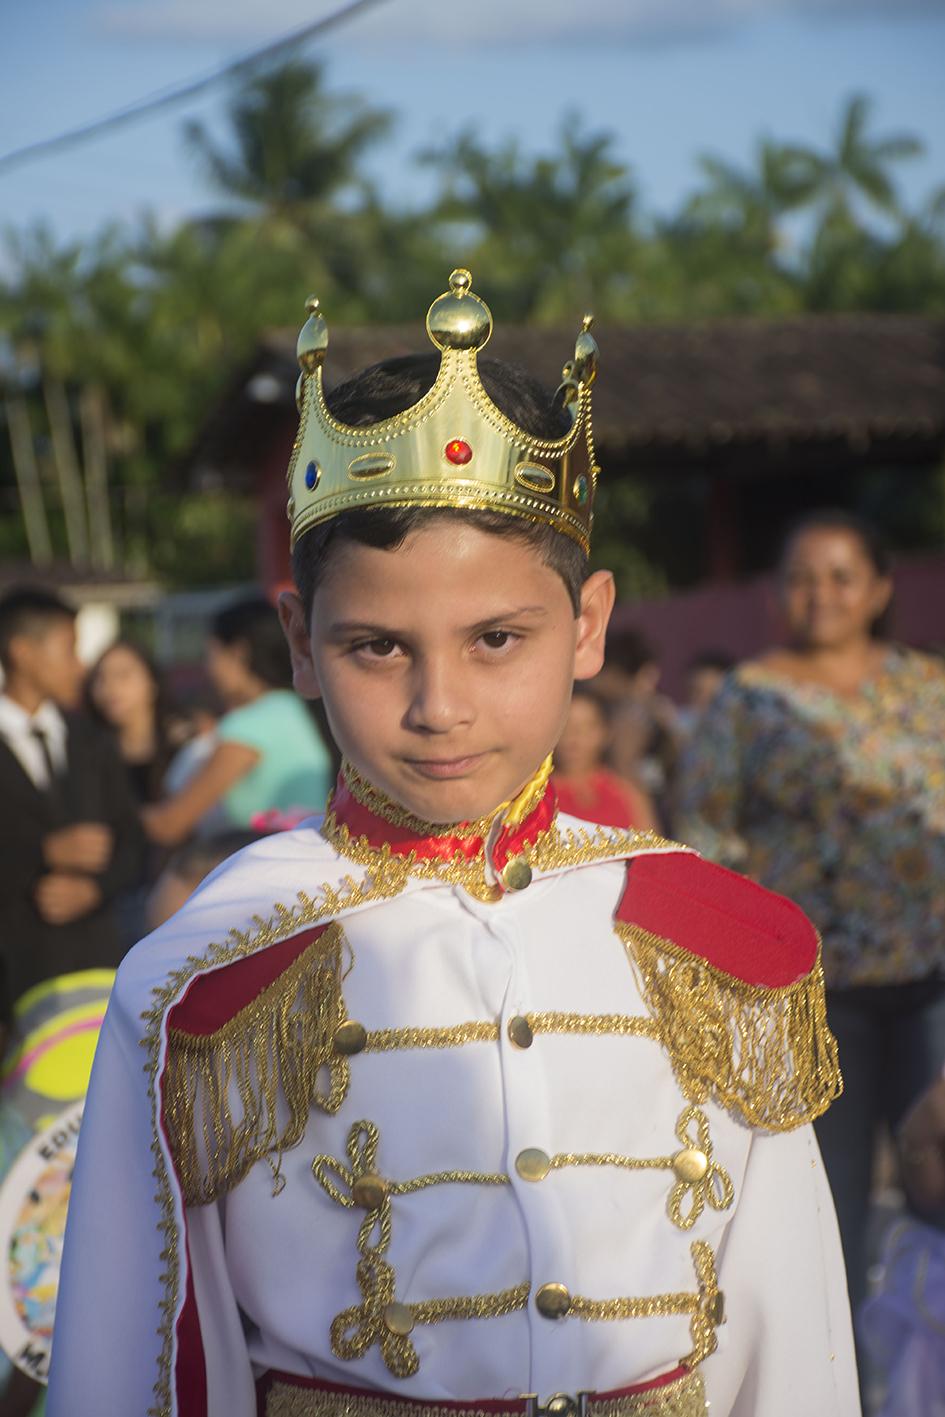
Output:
[291, 354, 588, 616]
[0, 586, 76, 670]
[212, 595, 293, 690]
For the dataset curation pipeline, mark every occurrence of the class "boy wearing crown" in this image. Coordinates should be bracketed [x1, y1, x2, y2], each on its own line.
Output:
[48, 272, 858, 1417]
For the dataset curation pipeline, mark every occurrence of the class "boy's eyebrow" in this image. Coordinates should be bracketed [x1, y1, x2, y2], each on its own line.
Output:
[464, 606, 549, 632]
[327, 606, 549, 638]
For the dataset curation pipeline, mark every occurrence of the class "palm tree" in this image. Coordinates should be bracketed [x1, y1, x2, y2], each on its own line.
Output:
[185, 61, 391, 226]
[785, 93, 923, 224]
[684, 140, 814, 256]
[423, 116, 639, 320]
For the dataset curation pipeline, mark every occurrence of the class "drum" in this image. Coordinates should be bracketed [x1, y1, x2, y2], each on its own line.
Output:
[0, 970, 113, 1383]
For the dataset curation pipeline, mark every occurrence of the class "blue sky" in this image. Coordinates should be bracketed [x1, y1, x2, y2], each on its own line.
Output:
[1, 0, 943, 249]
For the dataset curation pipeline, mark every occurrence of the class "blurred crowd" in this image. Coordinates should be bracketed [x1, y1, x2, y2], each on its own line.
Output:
[552, 507, 945, 1416]
[0, 590, 336, 1029]
[1, 505, 945, 1413]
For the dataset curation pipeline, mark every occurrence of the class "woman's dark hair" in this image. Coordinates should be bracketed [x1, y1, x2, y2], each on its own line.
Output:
[778, 508, 893, 637]
[85, 640, 175, 801]
[778, 508, 892, 578]
[291, 354, 588, 616]
[212, 595, 293, 690]
[570, 680, 613, 723]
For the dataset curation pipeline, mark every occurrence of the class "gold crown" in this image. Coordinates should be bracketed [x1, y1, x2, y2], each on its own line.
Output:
[286, 268, 600, 553]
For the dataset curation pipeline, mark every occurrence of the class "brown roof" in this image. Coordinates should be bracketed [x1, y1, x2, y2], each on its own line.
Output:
[189, 314, 945, 481]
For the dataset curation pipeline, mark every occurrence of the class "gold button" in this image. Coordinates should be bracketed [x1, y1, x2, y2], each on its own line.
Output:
[352, 1172, 388, 1210]
[382, 1301, 414, 1336]
[515, 1147, 551, 1182]
[501, 856, 533, 892]
[334, 1019, 367, 1055]
[507, 1015, 534, 1049]
[535, 1282, 571, 1319]
[673, 1148, 709, 1184]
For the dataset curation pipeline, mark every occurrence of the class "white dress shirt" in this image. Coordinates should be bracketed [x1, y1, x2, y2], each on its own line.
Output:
[0, 693, 67, 789]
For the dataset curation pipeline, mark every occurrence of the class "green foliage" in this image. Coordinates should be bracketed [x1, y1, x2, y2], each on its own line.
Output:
[146, 491, 258, 586]
[1, 68, 943, 589]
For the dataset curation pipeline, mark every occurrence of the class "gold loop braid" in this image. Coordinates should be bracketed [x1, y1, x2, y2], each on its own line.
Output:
[669, 1106, 735, 1231]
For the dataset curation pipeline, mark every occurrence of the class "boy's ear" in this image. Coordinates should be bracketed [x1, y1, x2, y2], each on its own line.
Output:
[573, 570, 615, 681]
[277, 592, 321, 700]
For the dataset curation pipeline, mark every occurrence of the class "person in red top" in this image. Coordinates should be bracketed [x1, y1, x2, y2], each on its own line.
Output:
[553, 683, 659, 831]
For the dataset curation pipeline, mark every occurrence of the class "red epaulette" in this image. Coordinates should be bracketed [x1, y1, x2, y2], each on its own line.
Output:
[161, 921, 347, 1206]
[618, 851, 819, 988]
[168, 923, 331, 1037]
[616, 852, 839, 1131]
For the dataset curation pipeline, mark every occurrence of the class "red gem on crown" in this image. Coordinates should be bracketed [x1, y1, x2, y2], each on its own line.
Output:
[444, 439, 473, 466]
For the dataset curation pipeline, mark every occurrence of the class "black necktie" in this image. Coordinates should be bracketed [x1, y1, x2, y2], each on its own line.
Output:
[30, 725, 60, 799]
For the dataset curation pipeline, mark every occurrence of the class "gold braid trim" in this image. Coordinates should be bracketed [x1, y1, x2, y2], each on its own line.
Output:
[163, 923, 351, 1207]
[263, 1369, 709, 1417]
[569, 1238, 721, 1368]
[365, 1021, 500, 1050]
[529, 1011, 661, 1040]
[314, 1122, 723, 1381]
[617, 920, 842, 1132]
[359, 1013, 659, 1053]
[322, 809, 683, 905]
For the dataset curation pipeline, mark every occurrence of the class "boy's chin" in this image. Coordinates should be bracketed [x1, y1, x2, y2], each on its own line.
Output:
[389, 763, 544, 828]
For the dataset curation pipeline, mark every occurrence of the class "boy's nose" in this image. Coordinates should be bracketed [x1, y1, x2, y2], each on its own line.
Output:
[403, 660, 472, 733]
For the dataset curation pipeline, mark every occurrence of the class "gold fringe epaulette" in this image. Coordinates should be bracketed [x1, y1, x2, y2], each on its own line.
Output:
[162, 922, 350, 1206]
[617, 921, 841, 1132]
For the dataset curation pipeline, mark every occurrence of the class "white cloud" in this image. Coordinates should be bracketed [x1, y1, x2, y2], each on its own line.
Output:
[93, 0, 945, 48]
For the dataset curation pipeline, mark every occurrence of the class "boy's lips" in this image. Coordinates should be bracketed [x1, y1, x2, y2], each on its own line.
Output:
[404, 752, 490, 780]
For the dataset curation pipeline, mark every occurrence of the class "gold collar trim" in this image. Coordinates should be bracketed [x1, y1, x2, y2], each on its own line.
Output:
[339, 755, 554, 841]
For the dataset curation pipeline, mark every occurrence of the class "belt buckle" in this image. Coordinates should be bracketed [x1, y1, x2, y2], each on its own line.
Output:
[523, 1394, 592, 1417]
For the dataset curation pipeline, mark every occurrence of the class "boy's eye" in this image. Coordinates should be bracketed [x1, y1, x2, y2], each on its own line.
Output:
[481, 630, 514, 649]
[356, 638, 398, 657]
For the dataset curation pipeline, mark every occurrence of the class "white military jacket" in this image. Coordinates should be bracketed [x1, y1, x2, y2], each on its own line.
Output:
[48, 769, 860, 1417]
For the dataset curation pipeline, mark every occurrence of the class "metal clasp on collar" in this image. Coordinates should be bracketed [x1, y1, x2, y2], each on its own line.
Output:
[523, 1394, 592, 1417]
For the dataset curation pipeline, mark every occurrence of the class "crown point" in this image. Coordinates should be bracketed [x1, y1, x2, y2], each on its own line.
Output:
[449, 268, 473, 294]
[298, 299, 329, 373]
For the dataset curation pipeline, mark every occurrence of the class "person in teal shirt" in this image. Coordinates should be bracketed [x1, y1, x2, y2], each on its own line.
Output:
[143, 596, 333, 847]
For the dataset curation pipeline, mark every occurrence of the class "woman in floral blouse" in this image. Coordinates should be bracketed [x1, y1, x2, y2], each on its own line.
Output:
[676, 509, 945, 1324]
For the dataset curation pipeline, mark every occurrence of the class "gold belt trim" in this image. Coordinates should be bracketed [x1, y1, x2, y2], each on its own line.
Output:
[263, 1370, 708, 1417]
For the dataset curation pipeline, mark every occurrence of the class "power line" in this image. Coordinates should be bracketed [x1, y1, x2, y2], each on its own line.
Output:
[0, 0, 391, 177]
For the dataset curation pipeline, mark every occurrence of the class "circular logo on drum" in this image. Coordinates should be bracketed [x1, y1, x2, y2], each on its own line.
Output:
[0, 1101, 83, 1383]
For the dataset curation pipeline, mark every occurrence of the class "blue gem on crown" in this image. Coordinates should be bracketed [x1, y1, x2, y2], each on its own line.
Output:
[305, 461, 320, 491]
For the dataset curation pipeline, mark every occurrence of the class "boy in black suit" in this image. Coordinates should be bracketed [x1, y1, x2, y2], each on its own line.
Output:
[0, 587, 146, 1021]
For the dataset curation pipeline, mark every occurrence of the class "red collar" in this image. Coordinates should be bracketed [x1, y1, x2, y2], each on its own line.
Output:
[322, 760, 558, 891]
